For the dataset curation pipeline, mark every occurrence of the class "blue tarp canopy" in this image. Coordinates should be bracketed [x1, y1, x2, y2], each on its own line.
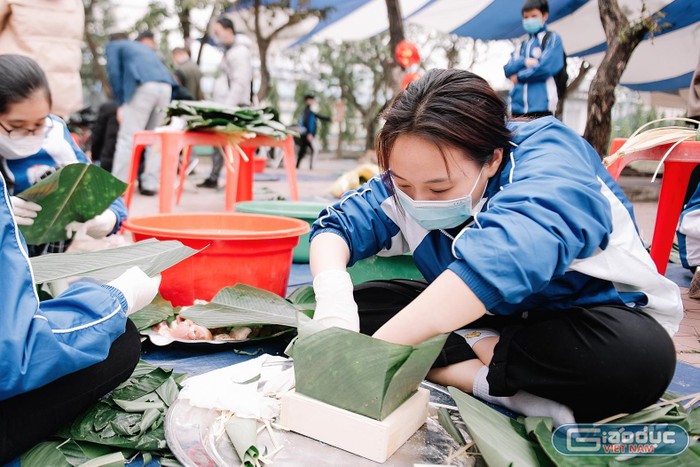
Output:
[238, 0, 699, 92]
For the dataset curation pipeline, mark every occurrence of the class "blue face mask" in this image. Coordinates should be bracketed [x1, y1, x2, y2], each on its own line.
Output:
[394, 168, 488, 231]
[522, 17, 544, 34]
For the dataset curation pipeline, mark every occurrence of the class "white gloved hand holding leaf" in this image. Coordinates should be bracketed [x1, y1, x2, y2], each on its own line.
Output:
[107, 266, 161, 315]
[312, 269, 359, 332]
[66, 208, 117, 239]
[10, 196, 41, 225]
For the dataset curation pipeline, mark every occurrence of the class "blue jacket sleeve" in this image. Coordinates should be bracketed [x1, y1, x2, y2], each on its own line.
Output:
[105, 42, 124, 105]
[62, 122, 127, 234]
[308, 113, 317, 137]
[447, 123, 612, 312]
[517, 32, 564, 83]
[310, 176, 401, 266]
[0, 176, 130, 400]
[504, 44, 526, 77]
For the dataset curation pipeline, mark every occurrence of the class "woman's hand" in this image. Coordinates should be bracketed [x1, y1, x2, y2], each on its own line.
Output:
[10, 196, 41, 225]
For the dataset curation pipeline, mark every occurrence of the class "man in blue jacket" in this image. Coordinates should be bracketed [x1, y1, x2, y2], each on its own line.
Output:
[106, 32, 175, 195]
[504, 0, 565, 118]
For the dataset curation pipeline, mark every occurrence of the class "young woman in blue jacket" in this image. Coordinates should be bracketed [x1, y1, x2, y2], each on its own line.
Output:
[0, 55, 160, 463]
[0, 55, 127, 257]
[308, 69, 682, 425]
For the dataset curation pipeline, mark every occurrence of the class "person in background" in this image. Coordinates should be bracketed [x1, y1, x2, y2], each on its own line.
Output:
[676, 52, 700, 296]
[503, 0, 564, 118]
[199, 16, 253, 189]
[106, 32, 175, 196]
[172, 47, 204, 101]
[0, 55, 127, 257]
[308, 69, 680, 426]
[0, 0, 84, 119]
[296, 94, 319, 170]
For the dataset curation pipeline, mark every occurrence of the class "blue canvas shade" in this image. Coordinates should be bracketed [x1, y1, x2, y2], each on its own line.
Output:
[236, 0, 699, 92]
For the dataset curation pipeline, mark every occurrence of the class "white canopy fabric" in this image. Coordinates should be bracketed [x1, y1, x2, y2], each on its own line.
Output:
[236, 0, 699, 91]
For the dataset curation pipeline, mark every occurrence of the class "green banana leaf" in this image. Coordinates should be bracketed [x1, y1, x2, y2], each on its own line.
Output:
[128, 295, 179, 332]
[20, 441, 72, 467]
[179, 284, 298, 328]
[224, 416, 261, 466]
[293, 328, 447, 420]
[448, 387, 547, 466]
[165, 100, 296, 139]
[17, 163, 127, 245]
[30, 239, 198, 283]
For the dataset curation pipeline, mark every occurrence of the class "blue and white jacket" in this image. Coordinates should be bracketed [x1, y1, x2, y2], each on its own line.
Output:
[678, 184, 700, 270]
[0, 116, 127, 235]
[504, 27, 564, 115]
[0, 170, 129, 400]
[311, 117, 683, 336]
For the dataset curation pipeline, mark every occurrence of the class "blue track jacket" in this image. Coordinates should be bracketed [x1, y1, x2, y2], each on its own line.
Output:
[0, 171, 129, 400]
[678, 183, 700, 270]
[311, 117, 682, 335]
[106, 39, 175, 106]
[504, 27, 564, 115]
[0, 116, 127, 235]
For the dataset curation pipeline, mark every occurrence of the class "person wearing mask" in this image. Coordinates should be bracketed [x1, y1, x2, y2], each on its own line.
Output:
[0, 55, 127, 257]
[0, 0, 85, 119]
[199, 16, 253, 189]
[172, 47, 204, 101]
[106, 32, 175, 196]
[307, 69, 680, 426]
[0, 59, 161, 464]
[503, 0, 564, 118]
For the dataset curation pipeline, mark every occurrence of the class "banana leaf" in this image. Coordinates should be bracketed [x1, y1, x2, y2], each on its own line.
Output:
[448, 387, 546, 467]
[30, 239, 198, 283]
[17, 163, 127, 245]
[224, 416, 260, 466]
[286, 285, 316, 317]
[20, 441, 72, 467]
[293, 327, 447, 420]
[128, 295, 179, 332]
[179, 284, 298, 328]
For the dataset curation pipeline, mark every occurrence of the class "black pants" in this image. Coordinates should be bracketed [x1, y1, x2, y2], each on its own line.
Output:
[0, 320, 141, 463]
[296, 137, 313, 169]
[354, 280, 676, 422]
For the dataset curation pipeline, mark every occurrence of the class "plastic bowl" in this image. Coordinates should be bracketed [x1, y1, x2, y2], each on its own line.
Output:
[235, 201, 328, 263]
[123, 213, 310, 306]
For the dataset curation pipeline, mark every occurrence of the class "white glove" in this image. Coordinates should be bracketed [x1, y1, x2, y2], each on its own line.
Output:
[107, 266, 161, 315]
[66, 209, 118, 239]
[10, 196, 41, 225]
[312, 270, 359, 332]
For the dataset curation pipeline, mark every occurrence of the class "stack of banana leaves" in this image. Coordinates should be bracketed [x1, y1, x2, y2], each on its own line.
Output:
[165, 100, 295, 139]
[19, 361, 185, 466]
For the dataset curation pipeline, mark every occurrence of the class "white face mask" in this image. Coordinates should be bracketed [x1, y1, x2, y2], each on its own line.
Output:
[395, 167, 488, 230]
[0, 133, 44, 160]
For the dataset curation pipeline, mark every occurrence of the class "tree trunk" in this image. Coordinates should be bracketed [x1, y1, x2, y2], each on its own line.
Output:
[583, 0, 651, 157]
[179, 6, 192, 49]
[197, 0, 222, 65]
[385, 0, 405, 95]
[257, 39, 271, 102]
[84, 0, 111, 98]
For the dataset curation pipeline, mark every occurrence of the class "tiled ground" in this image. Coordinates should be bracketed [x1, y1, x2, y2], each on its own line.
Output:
[678, 289, 700, 367]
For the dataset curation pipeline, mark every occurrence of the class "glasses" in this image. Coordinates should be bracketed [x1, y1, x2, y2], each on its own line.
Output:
[0, 118, 53, 139]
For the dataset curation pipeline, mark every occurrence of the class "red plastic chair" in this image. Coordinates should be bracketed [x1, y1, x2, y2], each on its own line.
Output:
[123, 130, 298, 213]
[607, 138, 700, 274]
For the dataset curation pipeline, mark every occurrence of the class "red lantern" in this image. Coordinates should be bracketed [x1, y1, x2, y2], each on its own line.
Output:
[395, 40, 420, 69]
[401, 71, 420, 90]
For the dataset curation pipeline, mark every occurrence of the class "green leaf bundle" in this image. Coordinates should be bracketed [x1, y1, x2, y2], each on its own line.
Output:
[166, 100, 295, 139]
[293, 328, 447, 420]
[17, 163, 127, 245]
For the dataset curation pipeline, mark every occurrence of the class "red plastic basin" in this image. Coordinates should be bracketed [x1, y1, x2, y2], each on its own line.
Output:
[122, 213, 310, 306]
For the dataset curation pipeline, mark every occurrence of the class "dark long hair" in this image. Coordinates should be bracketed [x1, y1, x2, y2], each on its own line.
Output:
[376, 69, 511, 176]
[0, 54, 51, 114]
